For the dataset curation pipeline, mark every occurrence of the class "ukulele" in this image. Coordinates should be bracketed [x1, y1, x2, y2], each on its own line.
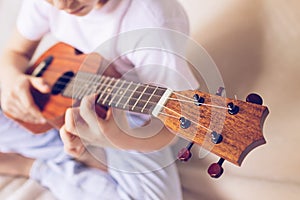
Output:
[6, 43, 269, 178]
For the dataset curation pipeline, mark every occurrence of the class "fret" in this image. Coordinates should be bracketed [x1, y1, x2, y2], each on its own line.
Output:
[102, 78, 120, 105]
[115, 81, 133, 108]
[63, 73, 99, 100]
[77, 72, 93, 100]
[94, 75, 105, 94]
[141, 86, 158, 113]
[99, 77, 116, 105]
[84, 73, 97, 99]
[129, 84, 148, 110]
[86, 74, 102, 95]
[123, 83, 140, 109]
[102, 79, 116, 105]
[62, 72, 168, 115]
[108, 79, 126, 106]
[132, 85, 149, 112]
[136, 86, 166, 113]
[96, 76, 112, 104]
[94, 76, 106, 95]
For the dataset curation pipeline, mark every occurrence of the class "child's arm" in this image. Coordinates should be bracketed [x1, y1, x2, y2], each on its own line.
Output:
[0, 29, 49, 123]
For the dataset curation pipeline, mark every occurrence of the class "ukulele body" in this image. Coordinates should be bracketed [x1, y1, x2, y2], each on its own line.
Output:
[10, 43, 115, 133]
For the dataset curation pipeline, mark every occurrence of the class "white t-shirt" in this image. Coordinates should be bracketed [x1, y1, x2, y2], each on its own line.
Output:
[17, 0, 199, 90]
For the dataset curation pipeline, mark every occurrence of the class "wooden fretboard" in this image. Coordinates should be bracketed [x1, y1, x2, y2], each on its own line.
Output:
[62, 71, 168, 114]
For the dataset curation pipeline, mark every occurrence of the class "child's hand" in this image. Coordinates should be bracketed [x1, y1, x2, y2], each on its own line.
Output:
[60, 124, 108, 171]
[60, 124, 86, 158]
[62, 94, 176, 152]
[62, 97, 114, 148]
[1, 73, 49, 124]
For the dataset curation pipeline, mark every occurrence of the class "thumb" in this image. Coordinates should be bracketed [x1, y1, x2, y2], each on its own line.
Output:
[29, 77, 50, 93]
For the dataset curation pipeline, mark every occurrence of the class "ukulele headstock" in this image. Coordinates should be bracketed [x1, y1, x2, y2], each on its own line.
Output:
[156, 90, 269, 166]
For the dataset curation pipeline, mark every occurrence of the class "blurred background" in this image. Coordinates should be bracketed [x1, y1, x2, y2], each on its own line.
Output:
[177, 0, 300, 199]
[0, 0, 299, 199]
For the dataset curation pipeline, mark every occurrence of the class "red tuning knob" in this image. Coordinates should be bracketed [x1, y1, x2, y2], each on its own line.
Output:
[177, 142, 194, 162]
[208, 158, 225, 178]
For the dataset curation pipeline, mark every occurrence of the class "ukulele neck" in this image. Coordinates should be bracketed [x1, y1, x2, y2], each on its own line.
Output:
[62, 71, 171, 115]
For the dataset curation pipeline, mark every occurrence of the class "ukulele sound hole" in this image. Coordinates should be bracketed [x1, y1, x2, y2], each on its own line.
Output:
[52, 71, 74, 95]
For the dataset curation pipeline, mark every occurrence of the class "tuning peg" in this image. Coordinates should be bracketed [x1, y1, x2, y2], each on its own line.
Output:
[177, 142, 194, 162]
[208, 87, 226, 178]
[208, 158, 225, 178]
[246, 93, 263, 105]
[227, 102, 240, 115]
[193, 94, 205, 106]
[179, 117, 191, 129]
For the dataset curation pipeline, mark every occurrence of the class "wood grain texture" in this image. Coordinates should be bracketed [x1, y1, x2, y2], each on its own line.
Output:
[7, 43, 269, 166]
[157, 90, 269, 166]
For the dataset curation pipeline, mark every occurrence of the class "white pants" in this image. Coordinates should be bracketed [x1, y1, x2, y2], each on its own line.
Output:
[0, 111, 182, 200]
